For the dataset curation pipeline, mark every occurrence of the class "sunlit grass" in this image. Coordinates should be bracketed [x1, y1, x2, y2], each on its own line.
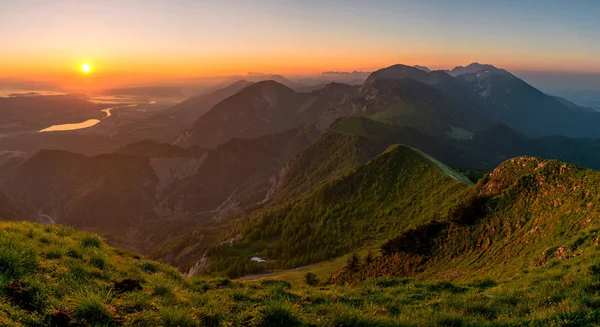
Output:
[2, 220, 600, 326]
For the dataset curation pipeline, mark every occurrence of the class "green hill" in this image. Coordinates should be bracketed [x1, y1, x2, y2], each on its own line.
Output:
[5, 221, 440, 326]
[332, 156, 600, 284]
[274, 116, 467, 203]
[4, 178, 600, 326]
[3, 154, 600, 326]
[204, 144, 471, 277]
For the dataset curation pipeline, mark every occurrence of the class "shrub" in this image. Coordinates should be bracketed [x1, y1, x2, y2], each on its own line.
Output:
[380, 221, 446, 256]
[426, 281, 467, 294]
[347, 253, 361, 271]
[260, 279, 290, 289]
[364, 250, 374, 266]
[140, 260, 160, 274]
[198, 312, 220, 327]
[26, 229, 35, 238]
[470, 278, 497, 289]
[256, 303, 301, 327]
[304, 272, 319, 286]
[374, 278, 401, 288]
[448, 194, 489, 225]
[590, 263, 600, 278]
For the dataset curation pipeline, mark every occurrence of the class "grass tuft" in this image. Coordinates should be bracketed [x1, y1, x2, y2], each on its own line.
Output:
[159, 307, 197, 327]
[72, 291, 113, 326]
[80, 235, 103, 248]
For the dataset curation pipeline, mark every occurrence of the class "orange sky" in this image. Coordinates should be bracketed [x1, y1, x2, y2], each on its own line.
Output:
[2, 1, 599, 91]
[3, 49, 598, 91]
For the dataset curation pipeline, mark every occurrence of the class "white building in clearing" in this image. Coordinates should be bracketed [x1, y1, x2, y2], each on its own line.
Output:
[250, 257, 266, 263]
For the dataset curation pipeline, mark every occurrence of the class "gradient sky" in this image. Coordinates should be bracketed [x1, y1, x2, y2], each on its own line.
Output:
[1, 0, 599, 87]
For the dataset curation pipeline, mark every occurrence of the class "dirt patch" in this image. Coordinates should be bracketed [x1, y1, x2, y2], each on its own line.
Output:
[4, 281, 34, 311]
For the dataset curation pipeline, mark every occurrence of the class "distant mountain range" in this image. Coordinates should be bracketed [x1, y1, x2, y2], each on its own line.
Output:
[175, 81, 359, 148]
[3, 62, 600, 326]
[3, 61, 600, 276]
[151, 79, 254, 127]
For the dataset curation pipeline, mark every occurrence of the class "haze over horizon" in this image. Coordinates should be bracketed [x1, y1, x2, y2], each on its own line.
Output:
[2, 0, 599, 91]
[4, 2, 600, 326]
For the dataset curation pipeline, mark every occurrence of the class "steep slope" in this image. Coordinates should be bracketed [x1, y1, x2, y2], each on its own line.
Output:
[458, 123, 600, 170]
[273, 116, 467, 202]
[153, 79, 254, 126]
[321, 62, 600, 141]
[115, 139, 191, 158]
[0, 150, 158, 229]
[176, 81, 359, 148]
[156, 125, 320, 221]
[204, 145, 471, 277]
[454, 63, 600, 138]
[0, 126, 319, 254]
[318, 64, 493, 139]
[333, 156, 600, 284]
[0, 193, 29, 221]
[151, 118, 466, 271]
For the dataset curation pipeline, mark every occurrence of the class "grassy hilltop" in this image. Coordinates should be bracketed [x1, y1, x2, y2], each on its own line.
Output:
[2, 220, 600, 326]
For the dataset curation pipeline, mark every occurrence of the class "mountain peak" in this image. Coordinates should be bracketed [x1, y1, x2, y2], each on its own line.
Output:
[240, 80, 297, 96]
[363, 64, 431, 88]
[252, 79, 291, 87]
[229, 79, 251, 86]
[413, 65, 431, 72]
[449, 62, 503, 76]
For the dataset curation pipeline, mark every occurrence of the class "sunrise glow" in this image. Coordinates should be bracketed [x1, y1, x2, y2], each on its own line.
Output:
[0, 1, 598, 91]
[81, 63, 92, 74]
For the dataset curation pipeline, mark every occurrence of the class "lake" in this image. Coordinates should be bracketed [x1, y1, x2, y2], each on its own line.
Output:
[39, 108, 113, 132]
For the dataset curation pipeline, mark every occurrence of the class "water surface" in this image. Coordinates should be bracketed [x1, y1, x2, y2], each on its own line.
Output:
[39, 108, 113, 132]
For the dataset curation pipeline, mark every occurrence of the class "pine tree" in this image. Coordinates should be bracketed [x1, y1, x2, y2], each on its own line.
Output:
[304, 272, 319, 286]
[365, 250, 374, 266]
[347, 253, 360, 272]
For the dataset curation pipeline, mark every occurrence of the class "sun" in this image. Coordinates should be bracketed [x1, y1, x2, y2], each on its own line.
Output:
[81, 63, 92, 74]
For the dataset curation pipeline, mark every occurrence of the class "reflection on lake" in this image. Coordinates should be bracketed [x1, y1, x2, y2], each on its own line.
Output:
[39, 108, 113, 132]
[39, 119, 101, 132]
[101, 108, 112, 118]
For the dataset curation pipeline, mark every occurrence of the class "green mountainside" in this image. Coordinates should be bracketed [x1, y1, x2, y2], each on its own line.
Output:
[4, 153, 600, 325]
[333, 156, 600, 284]
[204, 144, 471, 277]
[4, 63, 600, 326]
[0, 150, 158, 230]
[272, 116, 460, 203]
[153, 116, 600, 276]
